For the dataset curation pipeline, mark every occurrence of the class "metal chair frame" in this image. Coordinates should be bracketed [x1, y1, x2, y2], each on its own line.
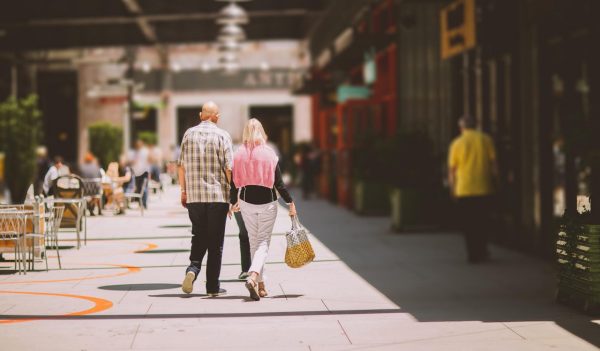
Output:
[0, 208, 29, 275]
[124, 178, 147, 216]
[46, 206, 65, 270]
[50, 175, 87, 248]
[82, 178, 104, 216]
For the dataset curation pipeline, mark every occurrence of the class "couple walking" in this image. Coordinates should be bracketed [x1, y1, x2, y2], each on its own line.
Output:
[178, 102, 296, 301]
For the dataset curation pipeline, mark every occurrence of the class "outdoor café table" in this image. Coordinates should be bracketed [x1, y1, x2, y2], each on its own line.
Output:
[43, 198, 86, 249]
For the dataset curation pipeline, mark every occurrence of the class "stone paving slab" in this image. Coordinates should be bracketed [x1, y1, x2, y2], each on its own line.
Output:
[0, 186, 598, 350]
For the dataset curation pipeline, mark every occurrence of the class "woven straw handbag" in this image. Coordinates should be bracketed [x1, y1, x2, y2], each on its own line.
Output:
[285, 216, 315, 268]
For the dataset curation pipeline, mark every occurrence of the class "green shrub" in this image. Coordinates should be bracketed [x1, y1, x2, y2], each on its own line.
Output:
[0, 95, 43, 202]
[89, 122, 123, 168]
[137, 131, 157, 145]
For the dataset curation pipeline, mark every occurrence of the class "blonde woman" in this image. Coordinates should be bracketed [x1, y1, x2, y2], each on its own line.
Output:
[230, 118, 296, 301]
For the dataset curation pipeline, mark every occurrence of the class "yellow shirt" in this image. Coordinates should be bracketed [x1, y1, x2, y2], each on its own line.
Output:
[448, 130, 496, 197]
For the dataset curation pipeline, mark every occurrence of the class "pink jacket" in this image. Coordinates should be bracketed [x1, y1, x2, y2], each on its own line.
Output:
[233, 144, 279, 188]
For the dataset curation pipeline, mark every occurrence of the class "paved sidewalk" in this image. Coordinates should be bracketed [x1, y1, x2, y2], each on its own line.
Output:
[0, 186, 598, 350]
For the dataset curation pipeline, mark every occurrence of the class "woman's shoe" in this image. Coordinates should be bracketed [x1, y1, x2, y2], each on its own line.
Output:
[245, 278, 260, 301]
[258, 282, 268, 298]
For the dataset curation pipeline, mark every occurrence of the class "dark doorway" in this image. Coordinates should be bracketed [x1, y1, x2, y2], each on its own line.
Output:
[130, 106, 157, 147]
[248, 105, 293, 169]
[37, 71, 78, 163]
[177, 106, 201, 144]
[0, 62, 11, 101]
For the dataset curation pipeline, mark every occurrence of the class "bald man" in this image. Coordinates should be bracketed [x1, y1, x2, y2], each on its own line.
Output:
[178, 101, 233, 296]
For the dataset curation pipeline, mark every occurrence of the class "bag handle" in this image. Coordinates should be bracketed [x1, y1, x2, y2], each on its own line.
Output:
[291, 215, 303, 230]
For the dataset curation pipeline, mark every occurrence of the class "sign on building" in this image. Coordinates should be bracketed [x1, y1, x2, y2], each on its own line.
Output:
[440, 0, 476, 59]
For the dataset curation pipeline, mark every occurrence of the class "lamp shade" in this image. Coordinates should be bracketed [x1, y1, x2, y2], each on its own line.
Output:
[217, 3, 248, 25]
[219, 24, 245, 41]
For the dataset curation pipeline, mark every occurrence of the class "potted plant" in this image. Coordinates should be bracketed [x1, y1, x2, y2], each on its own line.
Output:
[555, 111, 600, 313]
[382, 131, 437, 231]
[556, 206, 600, 313]
[352, 131, 390, 215]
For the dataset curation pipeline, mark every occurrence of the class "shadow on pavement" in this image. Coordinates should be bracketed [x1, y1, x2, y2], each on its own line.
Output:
[292, 191, 600, 348]
[149, 293, 206, 298]
[98, 283, 181, 291]
[0, 308, 404, 320]
[269, 294, 304, 299]
[135, 249, 190, 254]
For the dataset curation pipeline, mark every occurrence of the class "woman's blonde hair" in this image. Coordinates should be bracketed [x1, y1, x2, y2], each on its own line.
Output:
[242, 118, 268, 146]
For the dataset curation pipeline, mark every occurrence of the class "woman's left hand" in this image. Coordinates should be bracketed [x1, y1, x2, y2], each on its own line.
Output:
[289, 202, 297, 217]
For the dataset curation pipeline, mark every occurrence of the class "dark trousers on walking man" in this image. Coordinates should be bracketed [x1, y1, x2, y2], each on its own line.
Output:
[457, 195, 492, 263]
[186, 203, 229, 293]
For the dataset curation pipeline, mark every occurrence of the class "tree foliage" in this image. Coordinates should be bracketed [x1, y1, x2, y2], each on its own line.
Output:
[0, 95, 43, 202]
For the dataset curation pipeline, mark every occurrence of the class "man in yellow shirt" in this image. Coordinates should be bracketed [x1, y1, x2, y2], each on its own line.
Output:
[448, 116, 498, 263]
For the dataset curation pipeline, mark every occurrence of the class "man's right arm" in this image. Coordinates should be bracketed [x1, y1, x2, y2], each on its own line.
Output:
[223, 134, 233, 183]
[178, 135, 187, 207]
[447, 141, 458, 198]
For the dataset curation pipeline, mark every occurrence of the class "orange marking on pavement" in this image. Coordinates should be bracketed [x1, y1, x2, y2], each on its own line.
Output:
[0, 264, 141, 285]
[135, 242, 158, 253]
[47, 241, 158, 257]
[0, 290, 113, 324]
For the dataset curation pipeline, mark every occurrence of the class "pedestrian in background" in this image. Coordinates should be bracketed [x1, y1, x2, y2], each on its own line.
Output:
[230, 118, 296, 301]
[131, 139, 150, 209]
[448, 116, 498, 263]
[80, 152, 103, 215]
[179, 101, 233, 297]
[43, 156, 69, 196]
[149, 140, 163, 184]
[35, 146, 52, 195]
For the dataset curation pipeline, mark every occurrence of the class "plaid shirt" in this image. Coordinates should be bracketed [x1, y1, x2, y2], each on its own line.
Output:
[178, 121, 233, 203]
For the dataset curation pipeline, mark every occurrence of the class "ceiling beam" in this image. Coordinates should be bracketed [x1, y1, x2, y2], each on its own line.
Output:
[1, 9, 324, 28]
[121, 0, 158, 43]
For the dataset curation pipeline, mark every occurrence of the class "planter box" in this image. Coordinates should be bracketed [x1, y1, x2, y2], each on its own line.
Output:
[390, 187, 421, 231]
[353, 181, 390, 216]
[556, 224, 600, 314]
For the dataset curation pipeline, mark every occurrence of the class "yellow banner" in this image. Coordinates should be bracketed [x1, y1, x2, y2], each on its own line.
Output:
[0, 152, 4, 181]
[440, 0, 476, 59]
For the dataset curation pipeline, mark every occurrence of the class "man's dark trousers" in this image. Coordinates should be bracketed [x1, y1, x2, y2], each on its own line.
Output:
[234, 211, 251, 272]
[457, 195, 492, 262]
[186, 202, 229, 293]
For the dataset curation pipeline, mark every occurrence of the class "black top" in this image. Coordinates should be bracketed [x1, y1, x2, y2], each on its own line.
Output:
[230, 163, 293, 205]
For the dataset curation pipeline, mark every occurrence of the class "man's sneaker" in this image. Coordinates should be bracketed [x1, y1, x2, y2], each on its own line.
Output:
[238, 272, 249, 280]
[207, 288, 227, 297]
[182, 271, 196, 294]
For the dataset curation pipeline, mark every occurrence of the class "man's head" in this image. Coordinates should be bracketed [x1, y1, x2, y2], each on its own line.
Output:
[119, 153, 129, 166]
[36, 146, 48, 158]
[83, 152, 95, 164]
[54, 156, 64, 169]
[458, 115, 476, 132]
[200, 101, 220, 123]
